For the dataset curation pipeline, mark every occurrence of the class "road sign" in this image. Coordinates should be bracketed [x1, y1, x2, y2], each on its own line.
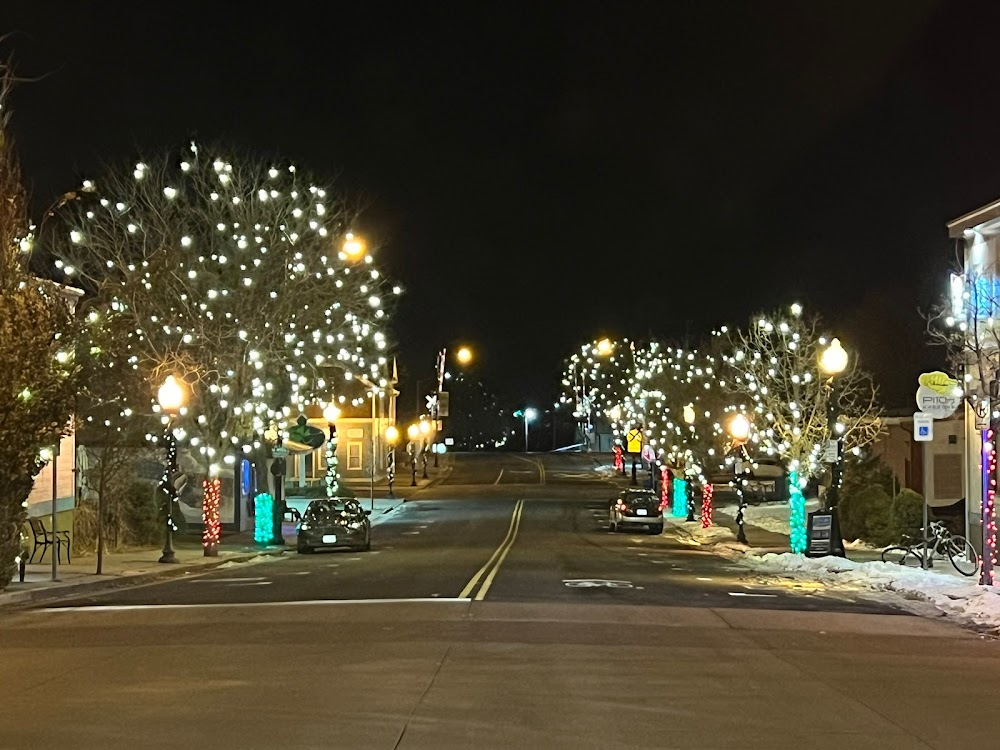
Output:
[438, 391, 449, 417]
[626, 429, 643, 454]
[915, 371, 961, 419]
[975, 399, 991, 430]
[272, 447, 289, 458]
[913, 412, 933, 442]
[823, 440, 838, 463]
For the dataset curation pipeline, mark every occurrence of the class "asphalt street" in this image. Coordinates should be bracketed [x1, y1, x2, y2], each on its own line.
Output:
[3, 452, 998, 749]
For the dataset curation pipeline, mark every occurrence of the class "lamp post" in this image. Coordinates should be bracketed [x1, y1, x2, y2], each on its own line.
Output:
[523, 408, 537, 453]
[157, 375, 186, 564]
[407, 423, 419, 486]
[728, 413, 752, 545]
[385, 425, 399, 498]
[323, 403, 341, 498]
[819, 338, 848, 558]
[683, 404, 697, 522]
[419, 419, 431, 478]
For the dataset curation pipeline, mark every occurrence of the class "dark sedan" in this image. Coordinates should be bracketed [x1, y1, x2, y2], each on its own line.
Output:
[296, 497, 371, 553]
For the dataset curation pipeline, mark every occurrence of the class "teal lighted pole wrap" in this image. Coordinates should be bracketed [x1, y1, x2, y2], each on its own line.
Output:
[788, 471, 807, 553]
[254, 492, 275, 544]
[671, 478, 688, 518]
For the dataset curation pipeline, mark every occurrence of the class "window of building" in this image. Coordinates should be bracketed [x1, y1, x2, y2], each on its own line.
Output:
[347, 442, 363, 470]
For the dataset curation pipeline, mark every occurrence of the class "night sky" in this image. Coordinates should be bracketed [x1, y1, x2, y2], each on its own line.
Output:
[6, 1, 1000, 412]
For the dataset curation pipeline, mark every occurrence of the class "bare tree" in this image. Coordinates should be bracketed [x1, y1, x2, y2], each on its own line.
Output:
[724, 304, 882, 551]
[0, 56, 80, 590]
[52, 142, 400, 498]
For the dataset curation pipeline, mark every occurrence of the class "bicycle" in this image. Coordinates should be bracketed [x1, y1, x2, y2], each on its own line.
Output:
[880, 520, 980, 577]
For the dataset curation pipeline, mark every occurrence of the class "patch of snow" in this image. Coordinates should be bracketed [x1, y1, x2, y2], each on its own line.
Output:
[739, 552, 1000, 631]
[664, 517, 738, 546]
[717, 500, 820, 536]
[217, 554, 287, 568]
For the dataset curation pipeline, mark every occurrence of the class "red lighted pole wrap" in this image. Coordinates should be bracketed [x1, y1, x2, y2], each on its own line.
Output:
[701, 483, 714, 528]
[660, 466, 671, 511]
[203, 478, 222, 557]
[982, 429, 997, 586]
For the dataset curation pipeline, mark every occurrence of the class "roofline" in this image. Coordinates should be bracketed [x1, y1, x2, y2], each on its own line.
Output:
[947, 197, 1000, 238]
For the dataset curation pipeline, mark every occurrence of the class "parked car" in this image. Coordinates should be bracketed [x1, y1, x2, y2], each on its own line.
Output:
[608, 488, 663, 534]
[296, 497, 371, 553]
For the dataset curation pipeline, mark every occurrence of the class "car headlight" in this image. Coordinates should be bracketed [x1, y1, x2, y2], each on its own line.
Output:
[298, 523, 310, 531]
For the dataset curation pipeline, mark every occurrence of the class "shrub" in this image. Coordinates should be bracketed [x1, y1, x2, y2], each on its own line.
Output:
[889, 489, 924, 543]
[839, 485, 892, 544]
[122, 481, 162, 547]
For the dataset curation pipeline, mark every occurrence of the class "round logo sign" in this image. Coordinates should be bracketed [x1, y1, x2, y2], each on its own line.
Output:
[641, 444, 655, 462]
[915, 371, 961, 419]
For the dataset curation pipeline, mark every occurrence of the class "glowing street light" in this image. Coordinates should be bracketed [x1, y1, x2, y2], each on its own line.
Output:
[728, 413, 751, 443]
[596, 338, 613, 356]
[456, 346, 473, 365]
[522, 407, 538, 452]
[819, 338, 849, 376]
[343, 232, 365, 260]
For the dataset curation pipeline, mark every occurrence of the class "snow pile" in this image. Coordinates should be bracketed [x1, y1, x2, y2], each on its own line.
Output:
[664, 517, 739, 547]
[717, 499, 820, 536]
[594, 463, 621, 478]
[741, 552, 1000, 630]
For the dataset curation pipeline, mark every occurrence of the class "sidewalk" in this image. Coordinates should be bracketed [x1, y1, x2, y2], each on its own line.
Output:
[2, 494, 408, 610]
[710, 506, 893, 563]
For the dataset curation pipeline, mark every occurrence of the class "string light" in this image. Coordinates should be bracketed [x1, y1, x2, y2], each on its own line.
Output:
[325, 426, 340, 497]
[202, 478, 221, 555]
[789, 470, 807, 553]
[671, 478, 688, 519]
[983, 430, 996, 585]
[253, 492, 275, 544]
[701, 483, 714, 528]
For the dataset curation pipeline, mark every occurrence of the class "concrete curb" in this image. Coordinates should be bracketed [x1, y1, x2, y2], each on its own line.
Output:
[0, 547, 288, 610]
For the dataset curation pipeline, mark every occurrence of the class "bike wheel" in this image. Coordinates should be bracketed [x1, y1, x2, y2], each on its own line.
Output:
[881, 546, 922, 567]
[947, 536, 980, 577]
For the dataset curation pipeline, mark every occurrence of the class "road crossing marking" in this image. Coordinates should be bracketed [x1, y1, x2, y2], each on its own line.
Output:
[459, 499, 524, 600]
[728, 592, 778, 598]
[494, 469, 504, 484]
[40, 598, 474, 613]
[187, 577, 264, 584]
[512, 455, 545, 484]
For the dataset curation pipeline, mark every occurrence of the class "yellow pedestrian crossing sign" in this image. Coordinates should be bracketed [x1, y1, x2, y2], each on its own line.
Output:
[626, 429, 643, 454]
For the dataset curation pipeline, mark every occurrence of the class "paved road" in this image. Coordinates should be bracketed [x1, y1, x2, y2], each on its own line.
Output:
[3, 452, 998, 749]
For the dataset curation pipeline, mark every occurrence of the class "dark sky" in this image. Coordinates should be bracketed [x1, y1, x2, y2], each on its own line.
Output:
[6, 1, 1000, 412]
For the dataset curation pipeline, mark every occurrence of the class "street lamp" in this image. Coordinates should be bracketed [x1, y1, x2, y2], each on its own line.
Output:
[385, 425, 399, 497]
[596, 338, 614, 356]
[682, 405, 697, 521]
[407, 423, 419, 486]
[728, 413, 752, 545]
[523, 408, 537, 452]
[418, 419, 431, 478]
[323, 403, 341, 498]
[157, 375, 186, 564]
[342, 232, 366, 260]
[819, 337, 849, 557]
[456, 346, 473, 365]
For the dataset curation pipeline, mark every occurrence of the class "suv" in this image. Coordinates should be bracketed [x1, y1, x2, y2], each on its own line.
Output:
[608, 488, 663, 534]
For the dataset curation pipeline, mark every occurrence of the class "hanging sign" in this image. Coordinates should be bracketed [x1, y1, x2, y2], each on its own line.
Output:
[626, 429, 643, 454]
[915, 371, 961, 419]
[975, 399, 991, 431]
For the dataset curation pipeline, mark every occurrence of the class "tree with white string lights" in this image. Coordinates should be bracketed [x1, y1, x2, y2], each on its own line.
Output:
[722, 304, 881, 552]
[51, 142, 400, 517]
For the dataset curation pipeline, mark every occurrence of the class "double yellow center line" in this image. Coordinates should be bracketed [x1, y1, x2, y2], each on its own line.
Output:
[459, 499, 524, 601]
